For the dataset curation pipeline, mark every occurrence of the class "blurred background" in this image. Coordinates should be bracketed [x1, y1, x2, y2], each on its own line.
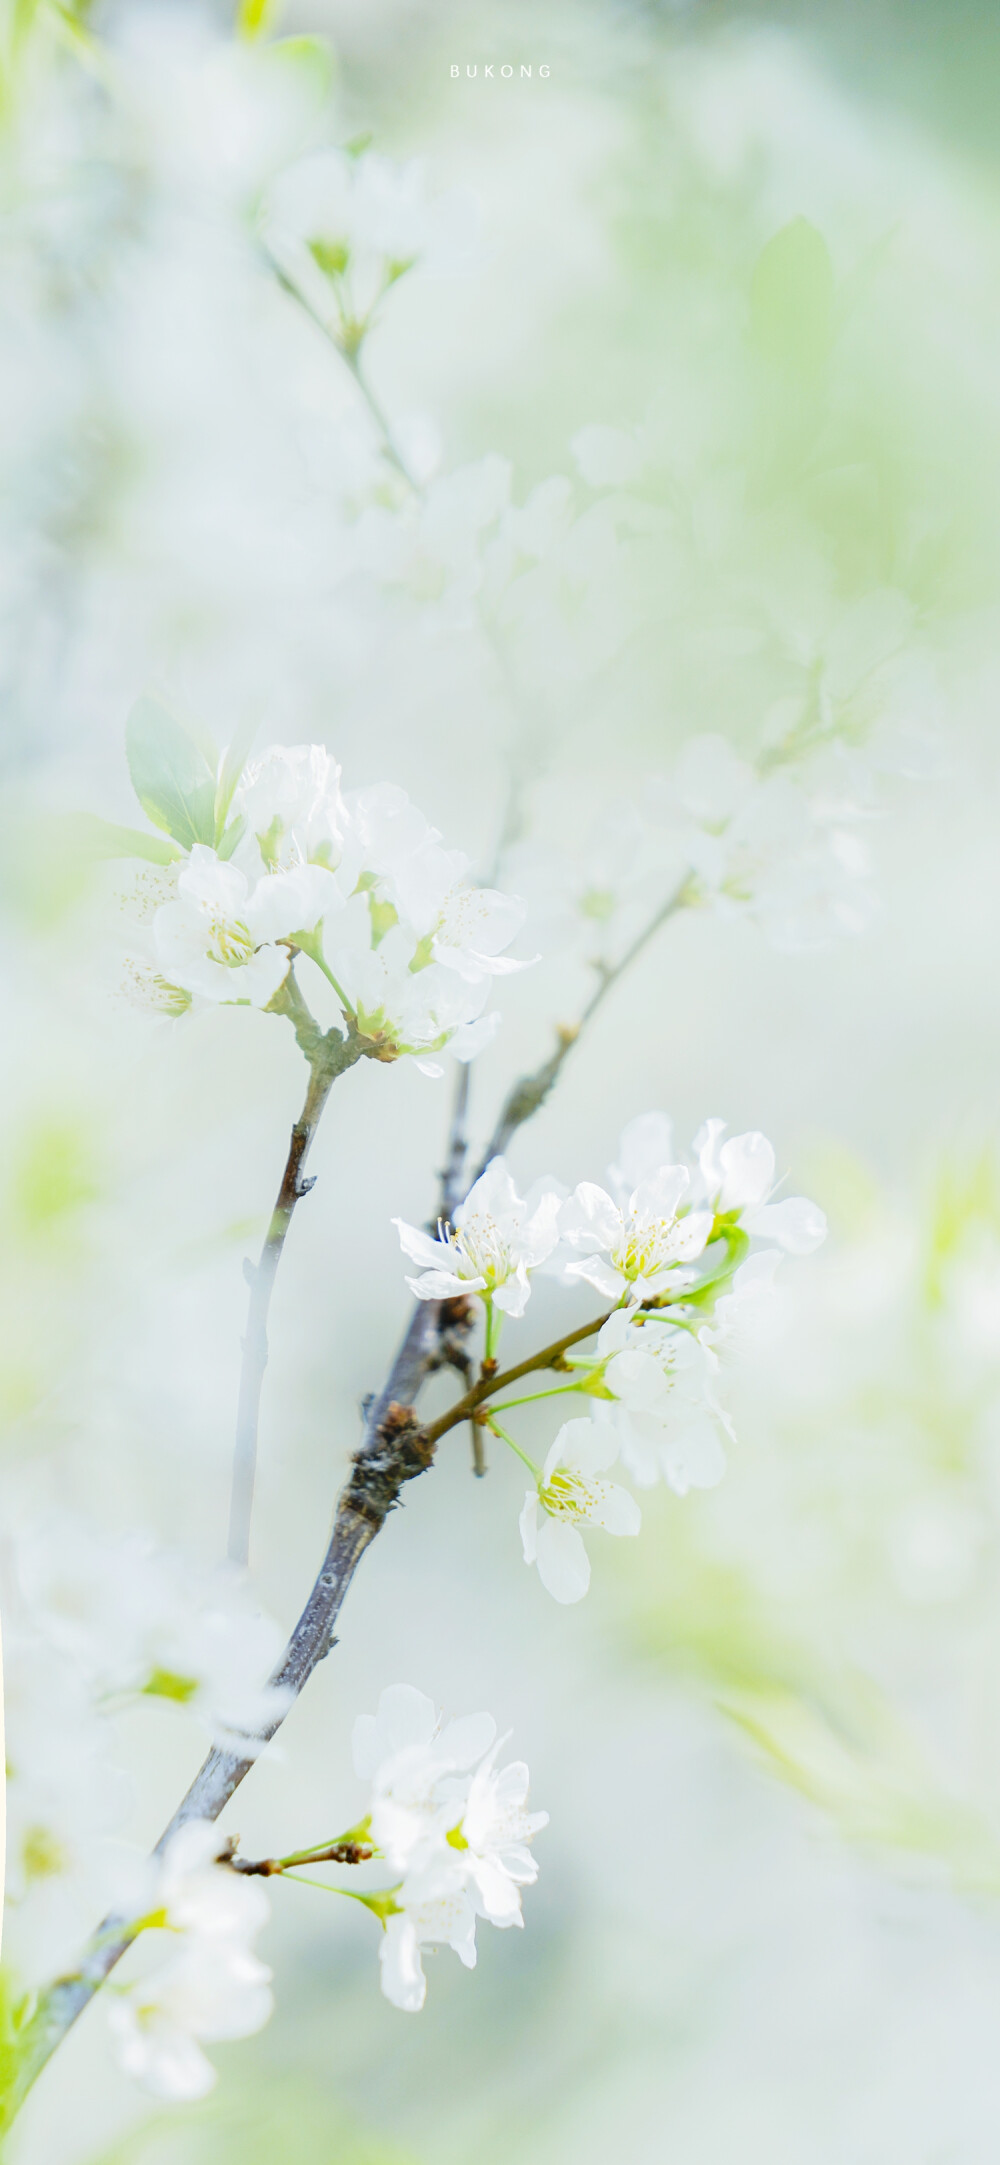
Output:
[4, 0, 1000, 2159]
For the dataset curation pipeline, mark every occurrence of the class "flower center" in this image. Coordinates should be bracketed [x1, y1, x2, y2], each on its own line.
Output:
[611, 1211, 681, 1282]
[206, 915, 255, 969]
[452, 1211, 515, 1288]
[539, 1468, 596, 1522]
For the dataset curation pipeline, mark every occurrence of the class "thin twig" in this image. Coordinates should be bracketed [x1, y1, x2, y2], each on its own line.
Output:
[477, 876, 692, 1173]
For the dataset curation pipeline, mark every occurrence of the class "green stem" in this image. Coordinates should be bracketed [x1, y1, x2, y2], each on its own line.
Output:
[483, 1297, 502, 1366]
[293, 930, 354, 1015]
[487, 1417, 542, 1481]
[487, 1382, 586, 1414]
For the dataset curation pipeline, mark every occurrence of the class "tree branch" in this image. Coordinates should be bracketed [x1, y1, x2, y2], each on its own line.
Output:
[477, 877, 692, 1171]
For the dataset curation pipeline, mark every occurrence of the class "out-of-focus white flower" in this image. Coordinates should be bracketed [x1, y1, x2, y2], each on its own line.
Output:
[108, 1939, 273, 2102]
[1, 1628, 131, 1986]
[352, 456, 511, 617]
[519, 1417, 641, 1603]
[709, 1247, 784, 1346]
[694, 1119, 827, 1253]
[502, 803, 682, 970]
[593, 1309, 729, 1493]
[108, 1822, 272, 2101]
[395, 1157, 563, 1315]
[236, 743, 356, 877]
[152, 844, 341, 1007]
[558, 1164, 713, 1306]
[14, 1520, 288, 1754]
[263, 147, 477, 326]
[352, 1685, 546, 2012]
[662, 735, 876, 953]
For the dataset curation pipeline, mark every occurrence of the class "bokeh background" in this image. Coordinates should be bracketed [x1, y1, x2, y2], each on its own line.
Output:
[4, 0, 1000, 2159]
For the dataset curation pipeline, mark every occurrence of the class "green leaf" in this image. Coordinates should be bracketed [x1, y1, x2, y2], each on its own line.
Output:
[217, 814, 246, 862]
[214, 715, 258, 841]
[125, 696, 218, 849]
[750, 217, 834, 377]
[73, 813, 183, 866]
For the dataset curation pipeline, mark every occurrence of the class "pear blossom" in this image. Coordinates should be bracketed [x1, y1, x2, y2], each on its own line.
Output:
[662, 736, 875, 953]
[379, 1891, 479, 2015]
[108, 1940, 273, 2102]
[593, 1309, 729, 1493]
[502, 802, 681, 970]
[347, 790, 531, 986]
[352, 1686, 547, 2011]
[694, 1118, 827, 1253]
[558, 1161, 713, 1306]
[152, 844, 343, 1008]
[107, 1820, 272, 2100]
[14, 1519, 290, 1756]
[352, 457, 512, 616]
[394, 1157, 563, 1317]
[456, 1736, 549, 1927]
[325, 896, 496, 1071]
[354, 1684, 497, 1876]
[263, 147, 477, 331]
[519, 1417, 641, 1603]
[109, 1822, 271, 2101]
[236, 743, 358, 878]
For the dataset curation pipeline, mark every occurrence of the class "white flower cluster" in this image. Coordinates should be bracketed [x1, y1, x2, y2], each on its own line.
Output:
[13, 1517, 288, 1753]
[108, 1823, 272, 2102]
[0, 1521, 286, 1986]
[263, 145, 477, 340]
[396, 1112, 827, 1602]
[352, 1684, 547, 2012]
[127, 740, 531, 1071]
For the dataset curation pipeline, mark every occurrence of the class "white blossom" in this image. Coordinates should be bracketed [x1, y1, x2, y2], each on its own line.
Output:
[152, 844, 342, 1008]
[263, 147, 477, 329]
[395, 1157, 563, 1316]
[352, 1685, 547, 2012]
[354, 1683, 497, 1877]
[14, 1519, 289, 1755]
[664, 735, 876, 953]
[519, 1417, 641, 1603]
[456, 1736, 549, 1927]
[378, 1892, 479, 2015]
[236, 743, 357, 877]
[108, 1822, 272, 2101]
[558, 1162, 713, 1306]
[108, 1940, 272, 2102]
[352, 457, 511, 617]
[694, 1118, 827, 1253]
[593, 1309, 729, 1494]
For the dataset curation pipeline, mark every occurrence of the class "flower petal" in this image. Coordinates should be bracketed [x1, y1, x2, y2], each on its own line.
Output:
[379, 1915, 426, 2012]
[534, 1519, 591, 1603]
[745, 1196, 827, 1254]
[393, 1218, 449, 1271]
